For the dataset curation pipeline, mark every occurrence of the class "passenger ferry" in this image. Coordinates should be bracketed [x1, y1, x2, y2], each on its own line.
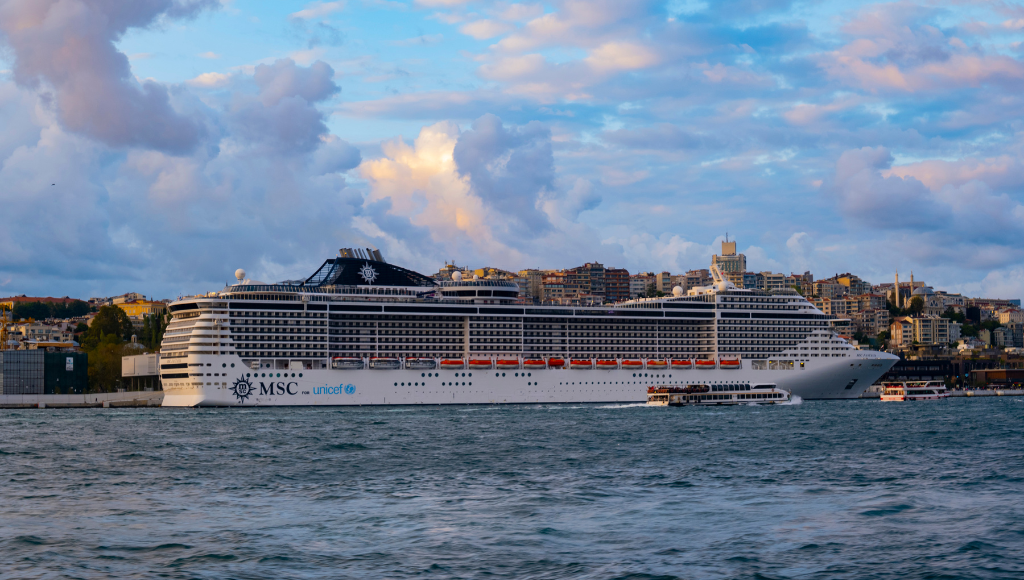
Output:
[880, 381, 950, 401]
[646, 383, 791, 406]
[159, 247, 899, 407]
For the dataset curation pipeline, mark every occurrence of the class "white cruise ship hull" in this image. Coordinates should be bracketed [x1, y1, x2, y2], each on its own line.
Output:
[162, 353, 897, 407]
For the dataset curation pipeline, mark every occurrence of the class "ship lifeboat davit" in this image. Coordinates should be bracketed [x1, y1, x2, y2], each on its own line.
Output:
[596, 359, 618, 370]
[695, 359, 716, 370]
[621, 359, 644, 369]
[331, 357, 364, 370]
[671, 359, 692, 370]
[547, 358, 566, 368]
[719, 359, 741, 370]
[440, 358, 465, 370]
[496, 359, 520, 370]
[369, 357, 401, 370]
[469, 359, 493, 369]
[570, 359, 593, 370]
[523, 359, 547, 369]
[405, 357, 436, 370]
[646, 360, 668, 370]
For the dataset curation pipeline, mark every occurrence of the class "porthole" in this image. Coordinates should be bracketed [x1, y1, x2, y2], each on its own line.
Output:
[261, 373, 266, 377]
[528, 373, 531, 377]
[246, 373, 251, 377]
[222, 363, 226, 368]
[299, 373, 302, 377]
[277, 373, 281, 377]
[421, 373, 425, 377]
[515, 373, 519, 377]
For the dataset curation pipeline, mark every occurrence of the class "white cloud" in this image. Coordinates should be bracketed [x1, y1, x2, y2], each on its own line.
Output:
[289, 1, 346, 20]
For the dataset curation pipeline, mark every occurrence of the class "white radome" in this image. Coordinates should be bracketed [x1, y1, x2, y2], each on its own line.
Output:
[452, 271, 463, 282]
[235, 269, 246, 281]
[672, 286, 684, 297]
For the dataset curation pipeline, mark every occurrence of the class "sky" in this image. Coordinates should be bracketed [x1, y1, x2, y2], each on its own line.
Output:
[1, 0, 1024, 301]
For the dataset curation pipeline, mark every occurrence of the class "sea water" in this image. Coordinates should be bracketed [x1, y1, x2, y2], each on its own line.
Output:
[1, 398, 1023, 579]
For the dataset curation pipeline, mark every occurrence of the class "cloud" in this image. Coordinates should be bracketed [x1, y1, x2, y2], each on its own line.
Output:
[459, 20, 513, 40]
[198, 51, 221, 59]
[187, 72, 233, 88]
[289, 1, 346, 20]
[0, 0, 214, 154]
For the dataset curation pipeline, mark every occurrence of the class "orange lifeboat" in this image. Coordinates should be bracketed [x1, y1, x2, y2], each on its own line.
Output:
[621, 359, 644, 369]
[596, 359, 618, 370]
[547, 358, 566, 368]
[440, 358, 465, 370]
[468, 359, 492, 369]
[496, 359, 520, 370]
[695, 359, 716, 370]
[719, 359, 741, 370]
[671, 359, 692, 370]
[524, 359, 547, 369]
[570, 359, 593, 369]
[646, 360, 668, 370]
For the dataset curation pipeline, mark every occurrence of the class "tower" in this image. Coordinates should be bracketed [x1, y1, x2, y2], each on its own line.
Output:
[895, 271, 900, 308]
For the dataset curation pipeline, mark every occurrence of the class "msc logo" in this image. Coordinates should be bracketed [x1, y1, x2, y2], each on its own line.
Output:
[358, 263, 378, 284]
[230, 376, 255, 403]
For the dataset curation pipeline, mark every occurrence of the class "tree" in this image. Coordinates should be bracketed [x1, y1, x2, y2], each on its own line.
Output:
[941, 307, 965, 324]
[82, 305, 133, 349]
[645, 283, 658, 298]
[908, 296, 925, 315]
[877, 330, 891, 345]
[12, 299, 90, 321]
[87, 335, 127, 392]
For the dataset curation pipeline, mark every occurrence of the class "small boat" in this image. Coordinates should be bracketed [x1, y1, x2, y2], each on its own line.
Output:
[523, 359, 547, 369]
[570, 359, 593, 370]
[646, 360, 668, 370]
[881, 381, 950, 401]
[369, 357, 400, 370]
[547, 358, 566, 368]
[440, 359, 465, 370]
[468, 359, 493, 369]
[695, 359, 716, 370]
[621, 359, 644, 369]
[671, 359, 692, 369]
[331, 357, 364, 370]
[719, 359, 741, 370]
[596, 359, 618, 369]
[496, 359, 521, 370]
[405, 357, 436, 370]
[647, 383, 789, 406]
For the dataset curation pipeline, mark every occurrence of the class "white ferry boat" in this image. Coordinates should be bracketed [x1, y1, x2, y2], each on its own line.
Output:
[159, 247, 898, 407]
[646, 383, 790, 406]
[880, 381, 950, 401]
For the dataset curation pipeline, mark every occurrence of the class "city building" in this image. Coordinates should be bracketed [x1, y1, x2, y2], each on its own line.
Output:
[852, 309, 891, 337]
[122, 353, 161, 391]
[629, 273, 652, 299]
[0, 350, 87, 394]
[711, 238, 746, 273]
[605, 268, 630, 303]
[654, 271, 673, 294]
[998, 310, 1024, 325]
[889, 315, 958, 347]
[811, 281, 845, 299]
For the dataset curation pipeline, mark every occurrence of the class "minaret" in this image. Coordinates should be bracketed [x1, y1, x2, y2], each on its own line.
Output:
[910, 271, 914, 292]
[895, 270, 900, 308]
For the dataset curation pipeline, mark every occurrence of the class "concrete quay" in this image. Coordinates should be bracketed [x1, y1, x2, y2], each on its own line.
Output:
[950, 389, 1024, 397]
[0, 391, 163, 409]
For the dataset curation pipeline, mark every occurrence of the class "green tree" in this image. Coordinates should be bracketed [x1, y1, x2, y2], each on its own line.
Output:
[908, 296, 925, 315]
[877, 330, 891, 345]
[941, 306, 966, 323]
[645, 283, 658, 298]
[86, 335, 127, 392]
[12, 299, 90, 321]
[83, 305, 133, 348]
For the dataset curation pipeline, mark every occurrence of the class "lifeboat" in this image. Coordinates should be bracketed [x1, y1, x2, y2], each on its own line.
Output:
[405, 357, 436, 370]
[596, 359, 618, 370]
[695, 359, 716, 370]
[496, 359, 521, 370]
[671, 359, 692, 370]
[719, 359, 741, 370]
[524, 359, 547, 369]
[646, 360, 668, 370]
[468, 359, 493, 369]
[621, 359, 644, 369]
[440, 359, 465, 370]
[570, 359, 593, 370]
[547, 358, 566, 368]
[369, 357, 400, 370]
[331, 357, 364, 370]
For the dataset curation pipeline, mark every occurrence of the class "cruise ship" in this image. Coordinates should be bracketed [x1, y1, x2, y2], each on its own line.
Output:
[159, 248, 899, 407]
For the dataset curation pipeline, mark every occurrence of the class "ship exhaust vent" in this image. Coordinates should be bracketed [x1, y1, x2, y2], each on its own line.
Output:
[339, 247, 385, 262]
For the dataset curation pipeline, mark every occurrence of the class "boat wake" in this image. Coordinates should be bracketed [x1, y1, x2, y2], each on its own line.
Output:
[597, 403, 651, 409]
[779, 394, 803, 406]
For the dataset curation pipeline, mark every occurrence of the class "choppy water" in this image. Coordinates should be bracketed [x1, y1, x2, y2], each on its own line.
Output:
[2, 398, 1023, 580]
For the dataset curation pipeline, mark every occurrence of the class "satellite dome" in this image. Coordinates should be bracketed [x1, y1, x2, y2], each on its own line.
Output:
[235, 269, 246, 281]
[672, 286, 684, 297]
[473, 274, 480, 281]
[452, 271, 463, 282]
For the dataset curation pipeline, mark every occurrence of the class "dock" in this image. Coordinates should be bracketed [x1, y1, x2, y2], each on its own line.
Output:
[0, 391, 163, 408]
